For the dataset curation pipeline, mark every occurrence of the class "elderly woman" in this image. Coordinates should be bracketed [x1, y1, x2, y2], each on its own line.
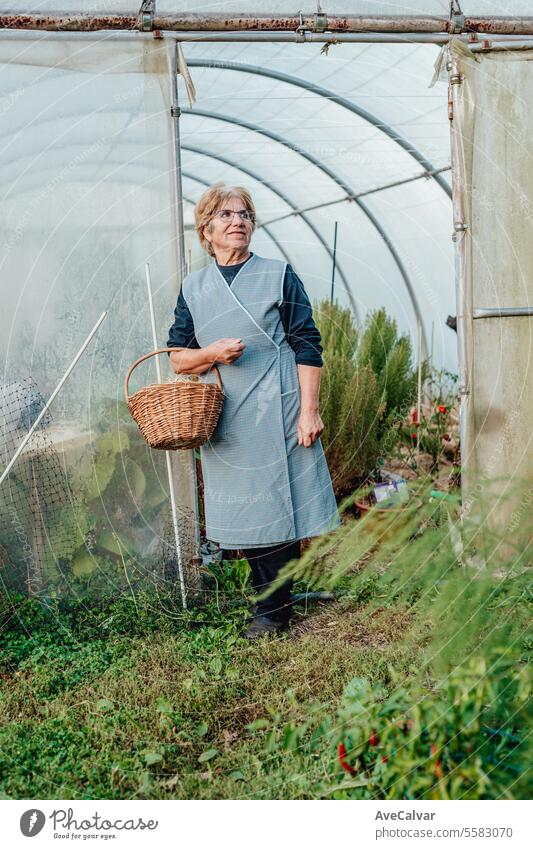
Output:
[167, 183, 339, 638]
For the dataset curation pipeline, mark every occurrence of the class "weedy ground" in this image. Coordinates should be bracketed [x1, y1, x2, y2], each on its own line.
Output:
[0, 495, 530, 800]
[0, 578, 427, 799]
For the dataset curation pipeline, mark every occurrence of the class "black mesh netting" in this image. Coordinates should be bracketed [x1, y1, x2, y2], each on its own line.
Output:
[0, 377, 197, 599]
[0, 377, 84, 594]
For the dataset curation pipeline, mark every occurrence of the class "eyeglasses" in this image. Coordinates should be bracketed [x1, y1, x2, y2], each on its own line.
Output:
[212, 208, 254, 223]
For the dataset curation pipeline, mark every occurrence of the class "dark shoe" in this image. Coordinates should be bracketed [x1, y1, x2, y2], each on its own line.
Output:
[248, 603, 260, 620]
[245, 614, 288, 640]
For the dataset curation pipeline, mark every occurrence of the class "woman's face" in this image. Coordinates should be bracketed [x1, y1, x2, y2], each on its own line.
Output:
[203, 195, 253, 256]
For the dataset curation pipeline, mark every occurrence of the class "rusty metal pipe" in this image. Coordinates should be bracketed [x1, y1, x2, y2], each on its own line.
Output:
[466, 16, 533, 35]
[0, 14, 448, 33]
[151, 14, 449, 33]
[159, 15, 447, 33]
[2, 13, 533, 36]
[0, 14, 138, 32]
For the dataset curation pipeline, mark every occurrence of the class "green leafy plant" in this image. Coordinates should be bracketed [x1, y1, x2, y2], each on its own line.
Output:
[315, 302, 420, 495]
[329, 654, 531, 799]
[357, 307, 420, 438]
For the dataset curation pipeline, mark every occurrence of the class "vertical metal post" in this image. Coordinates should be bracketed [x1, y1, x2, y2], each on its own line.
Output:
[448, 52, 473, 504]
[170, 41, 201, 559]
[171, 43, 187, 284]
[330, 220, 338, 304]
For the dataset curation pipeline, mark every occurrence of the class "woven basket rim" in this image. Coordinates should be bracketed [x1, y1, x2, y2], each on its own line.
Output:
[124, 347, 223, 404]
[128, 380, 224, 399]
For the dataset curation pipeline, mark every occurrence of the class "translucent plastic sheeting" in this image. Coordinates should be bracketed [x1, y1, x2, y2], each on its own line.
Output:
[450, 40, 533, 525]
[0, 20, 464, 595]
[157, 1, 533, 15]
[0, 36, 197, 597]
[1, 28, 456, 365]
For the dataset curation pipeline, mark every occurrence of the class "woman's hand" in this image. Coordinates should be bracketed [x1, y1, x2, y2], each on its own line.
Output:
[297, 409, 324, 448]
[296, 364, 323, 447]
[207, 338, 245, 365]
[169, 338, 244, 375]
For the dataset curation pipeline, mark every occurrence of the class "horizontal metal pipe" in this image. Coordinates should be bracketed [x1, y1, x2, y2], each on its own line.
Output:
[1, 28, 530, 49]
[2, 13, 533, 36]
[172, 32, 454, 43]
[473, 307, 533, 319]
[260, 166, 451, 229]
[0, 28, 526, 43]
[171, 33, 533, 45]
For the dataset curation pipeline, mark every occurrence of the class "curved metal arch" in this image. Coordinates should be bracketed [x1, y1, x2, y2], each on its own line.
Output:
[181, 143, 358, 316]
[186, 59, 452, 200]
[182, 107, 428, 355]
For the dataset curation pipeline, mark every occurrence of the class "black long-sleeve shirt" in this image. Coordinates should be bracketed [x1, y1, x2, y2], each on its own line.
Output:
[166, 252, 323, 367]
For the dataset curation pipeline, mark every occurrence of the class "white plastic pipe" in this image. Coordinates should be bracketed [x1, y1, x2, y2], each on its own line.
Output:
[145, 263, 187, 609]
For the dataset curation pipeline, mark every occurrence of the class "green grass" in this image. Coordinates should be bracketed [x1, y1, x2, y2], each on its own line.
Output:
[0, 583, 424, 799]
[0, 485, 531, 800]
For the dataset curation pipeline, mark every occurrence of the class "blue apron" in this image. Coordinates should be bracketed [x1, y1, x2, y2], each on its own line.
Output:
[182, 253, 340, 548]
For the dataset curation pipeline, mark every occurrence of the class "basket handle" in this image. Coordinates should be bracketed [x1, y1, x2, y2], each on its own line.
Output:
[124, 347, 223, 403]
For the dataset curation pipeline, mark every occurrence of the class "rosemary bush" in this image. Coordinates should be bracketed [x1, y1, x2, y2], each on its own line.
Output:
[315, 301, 420, 495]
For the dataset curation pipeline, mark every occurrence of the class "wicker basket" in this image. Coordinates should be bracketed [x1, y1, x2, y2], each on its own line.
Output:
[124, 347, 224, 450]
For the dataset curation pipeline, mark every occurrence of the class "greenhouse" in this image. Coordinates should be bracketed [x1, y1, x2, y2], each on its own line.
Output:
[0, 2, 531, 805]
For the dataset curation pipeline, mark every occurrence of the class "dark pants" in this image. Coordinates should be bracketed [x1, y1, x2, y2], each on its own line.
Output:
[222, 540, 301, 624]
